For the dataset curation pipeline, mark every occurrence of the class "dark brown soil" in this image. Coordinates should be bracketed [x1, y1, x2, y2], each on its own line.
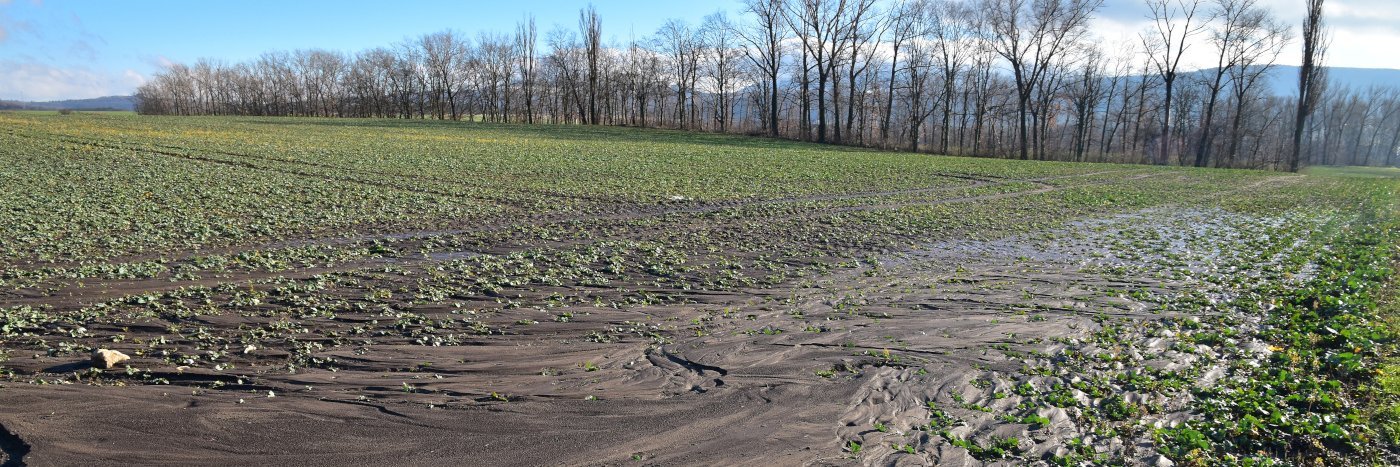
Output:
[0, 173, 1294, 465]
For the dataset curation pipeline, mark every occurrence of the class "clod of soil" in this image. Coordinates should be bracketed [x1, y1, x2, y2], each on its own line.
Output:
[90, 349, 130, 369]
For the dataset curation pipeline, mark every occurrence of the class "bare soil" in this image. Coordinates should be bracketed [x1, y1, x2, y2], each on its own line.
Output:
[0, 174, 1300, 466]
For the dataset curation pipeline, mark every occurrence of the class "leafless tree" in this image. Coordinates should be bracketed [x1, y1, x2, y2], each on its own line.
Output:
[476, 32, 517, 122]
[1221, 5, 1289, 167]
[420, 31, 469, 120]
[903, 40, 936, 151]
[878, 0, 923, 146]
[516, 16, 538, 124]
[576, 5, 604, 125]
[1193, 0, 1252, 167]
[657, 19, 700, 129]
[701, 12, 743, 132]
[1096, 43, 1135, 160]
[836, 0, 881, 144]
[785, 0, 848, 143]
[1068, 45, 1106, 161]
[982, 0, 1102, 159]
[929, 0, 976, 154]
[1290, 0, 1327, 172]
[579, 5, 603, 125]
[736, 0, 787, 137]
[1141, 0, 1208, 165]
[134, 0, 1394, 172]
[547, 27, 587, 123]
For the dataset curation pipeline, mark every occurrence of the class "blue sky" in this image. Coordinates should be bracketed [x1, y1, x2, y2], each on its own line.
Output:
[0, 0, 743, 100]
[1, 0, 1398, 101]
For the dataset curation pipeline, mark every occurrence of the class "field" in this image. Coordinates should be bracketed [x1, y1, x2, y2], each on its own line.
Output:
[0, 112, 1397, 465]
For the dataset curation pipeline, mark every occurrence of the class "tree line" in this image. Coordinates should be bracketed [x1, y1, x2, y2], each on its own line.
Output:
[134, 0, 1399, 170]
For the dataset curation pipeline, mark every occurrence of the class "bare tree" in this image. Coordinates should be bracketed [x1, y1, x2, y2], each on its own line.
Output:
[1141, 0, 1208, 165]
[982, 0, 1102, 159]
[736, 0, 787, 137]
[516, 15, 538, 124]
[420, 31, 469, 120]
[903, 40, 936, 151]
[580, 5, 603, 125]
[547, 27, 587, 123]
[1385, 92, 1400, 167]
[837, 0, 881, 144]
[657, 19, 700, 129]
[1222, 6, 1289, 167]
[1068, 45, 1106, 161]
[1290, 0, 1327, 172]
[133, 0, 1393, 174]
[929, 0, 976, 154]
[1193, 0, 1256, 167]
[879, 0, 923, 146]
[1097, 43, 1135, 160]
[785, 0, 847, 143]
[476, 31, 517, 122]
[700, 12, 743, 132]
[1363, 88, 1400, 166]
[293, 50, 348, 117]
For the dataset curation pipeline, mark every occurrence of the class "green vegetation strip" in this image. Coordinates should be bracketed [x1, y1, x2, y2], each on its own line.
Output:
[1158, 189, 1400, 466]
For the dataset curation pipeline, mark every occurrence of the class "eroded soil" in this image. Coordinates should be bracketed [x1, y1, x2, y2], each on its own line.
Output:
[0, 170, 1321, 466]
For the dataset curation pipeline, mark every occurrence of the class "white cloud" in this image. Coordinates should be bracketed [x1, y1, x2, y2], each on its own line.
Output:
[1331, 0, 1400, 24]
[1327, 27, 1400, 69]
[141, 54, 175, 69]
[1302, 0, 1400, 68]
[0, 61, 145, 101]
[1087, 0, 1400, 70]
[122, 68, 146, 86]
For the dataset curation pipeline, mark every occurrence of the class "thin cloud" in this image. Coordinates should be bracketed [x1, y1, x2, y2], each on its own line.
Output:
[68, 38, 97, 61]
[0, 60, 145, 101]
[140, 54, 175, 69]
[9, 19, 42, 41]
[1329, 0, 1400, 34]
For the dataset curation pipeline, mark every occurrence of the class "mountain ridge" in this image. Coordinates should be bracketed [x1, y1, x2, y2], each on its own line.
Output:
[0, 95, 136, 111]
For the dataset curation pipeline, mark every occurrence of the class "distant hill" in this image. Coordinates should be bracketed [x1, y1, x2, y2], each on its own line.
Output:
[1260, 66, 1400, 96]
[1177, 66, 1400, 96]
[0, 95, 136, 111]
